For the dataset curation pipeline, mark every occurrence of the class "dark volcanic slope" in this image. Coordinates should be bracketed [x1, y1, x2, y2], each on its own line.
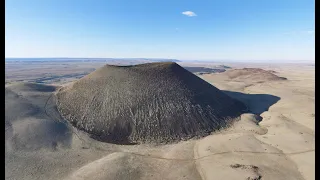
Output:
[56, 62, 247, 144]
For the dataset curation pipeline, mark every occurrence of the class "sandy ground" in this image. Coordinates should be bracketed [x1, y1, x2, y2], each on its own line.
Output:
[199, 63, 315, 180]
[5, 62, 314, 180]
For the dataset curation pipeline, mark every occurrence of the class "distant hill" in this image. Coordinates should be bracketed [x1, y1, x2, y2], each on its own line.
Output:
[225, 68, 287, 82]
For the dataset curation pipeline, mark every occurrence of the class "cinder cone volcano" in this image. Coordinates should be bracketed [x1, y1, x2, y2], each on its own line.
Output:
[56, 62, 246, 144]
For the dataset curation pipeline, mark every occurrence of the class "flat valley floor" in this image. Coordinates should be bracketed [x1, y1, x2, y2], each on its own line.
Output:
[5, 61, 315, 180]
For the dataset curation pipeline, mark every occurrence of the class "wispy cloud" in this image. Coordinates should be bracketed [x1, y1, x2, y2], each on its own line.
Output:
[182, 11, 197, 17]
[284, 30, 314, 35]
[306, 30, 314, 34]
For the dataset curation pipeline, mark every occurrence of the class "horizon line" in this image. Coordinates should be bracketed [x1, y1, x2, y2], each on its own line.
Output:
[5, 57, 315, 63]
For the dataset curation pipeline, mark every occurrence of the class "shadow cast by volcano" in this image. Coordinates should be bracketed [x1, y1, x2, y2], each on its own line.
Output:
[222, 90, 280, 115]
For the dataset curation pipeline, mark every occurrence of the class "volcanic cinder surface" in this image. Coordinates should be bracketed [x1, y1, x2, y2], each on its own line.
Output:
[56, 62, 247, 144]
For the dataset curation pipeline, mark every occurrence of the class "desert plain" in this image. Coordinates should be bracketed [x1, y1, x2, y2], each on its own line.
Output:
[5, 59, 315, 180]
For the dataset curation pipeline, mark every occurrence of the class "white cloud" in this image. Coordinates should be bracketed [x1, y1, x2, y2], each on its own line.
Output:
[283, 30, 315, 35]
[182, 11, 197, 17]
[306, 30, 314, 34]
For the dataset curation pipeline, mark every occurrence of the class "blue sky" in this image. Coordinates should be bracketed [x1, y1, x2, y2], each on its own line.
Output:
[5, 0, 315, 62]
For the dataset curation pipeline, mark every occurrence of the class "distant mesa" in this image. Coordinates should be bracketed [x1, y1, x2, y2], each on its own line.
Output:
[225, 68, 287, 82]
[56, 62, 247, 144]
